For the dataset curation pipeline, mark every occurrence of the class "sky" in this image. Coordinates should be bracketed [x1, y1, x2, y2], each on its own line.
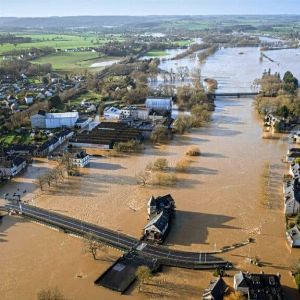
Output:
[0, 0, 300, 17]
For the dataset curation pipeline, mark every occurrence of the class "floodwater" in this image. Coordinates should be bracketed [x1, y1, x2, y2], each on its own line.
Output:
[154, 47, 300, 92]
[1, 47, 300, 299]
[90, 59, 121, 68]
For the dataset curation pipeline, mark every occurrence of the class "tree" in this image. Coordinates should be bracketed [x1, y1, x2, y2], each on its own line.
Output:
[37, 287, 66, 300]
[283, 71, 298, 95]
[174, 115, 192, 134]
[49, 96, 64, 110]
[150, 126, 169, 144]
[82, 233, 108, 260]
[135, 266, 152, 292]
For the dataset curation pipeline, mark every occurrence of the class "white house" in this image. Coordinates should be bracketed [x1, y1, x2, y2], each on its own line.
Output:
[286, 225, 300, 247]
[0, 157, 27, 179]
[25, 96, 34, 105]
[70, 150, 90, 168]
[289, 163, 300, 178]
[103, 106, 121, 119]
[31, 111, 79, 129]
[144, 210, 169, 242]
[283, 179, 300, 216]
[119, 106, 139, 120]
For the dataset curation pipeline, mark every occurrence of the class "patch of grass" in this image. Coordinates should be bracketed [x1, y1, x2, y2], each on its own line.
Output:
[155, 172, 177, 186]
[145, 50, 168, 57]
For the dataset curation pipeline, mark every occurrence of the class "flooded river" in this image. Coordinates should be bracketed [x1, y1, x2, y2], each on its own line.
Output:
[153, 46, 300, 92]
[1, 47, 300, 299]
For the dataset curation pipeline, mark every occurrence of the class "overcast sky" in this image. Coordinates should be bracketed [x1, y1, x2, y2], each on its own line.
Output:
[1, 0, 300, 17]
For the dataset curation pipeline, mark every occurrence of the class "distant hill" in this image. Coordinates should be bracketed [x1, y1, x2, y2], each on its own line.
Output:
[0, 16, 179, 29]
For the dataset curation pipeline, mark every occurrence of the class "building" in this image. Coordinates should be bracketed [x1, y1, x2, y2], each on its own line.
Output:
[286, 225, 300, 248]
[147, 194, 175, 218]
[0, 156, 27, 179]
[202, 277, 228, 300]
[283, 178, 300, 216]
[36, 129, 74, 157]
[103, 107, 121, 119]
[234, 272, 284, 300]
[4, 144, 35, 156]
[69, 122, 143, 150]
[144, 210, 170, 243]
[145, 97, 172, 116]
[144, 194, 175, 243]
[31, 110, 79, 129]
[70, 150, 90, 168]
[75, 118, 92, 129]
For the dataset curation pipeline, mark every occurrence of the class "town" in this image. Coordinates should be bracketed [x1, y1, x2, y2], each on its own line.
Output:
[1, 5, 300, 300]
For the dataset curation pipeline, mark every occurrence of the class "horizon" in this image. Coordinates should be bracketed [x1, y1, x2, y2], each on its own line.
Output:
[2, 0, 300, 17]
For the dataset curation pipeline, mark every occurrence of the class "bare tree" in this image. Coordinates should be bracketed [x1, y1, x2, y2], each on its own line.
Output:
[82, 233, 108, 260]
[136, 170, 151, 186]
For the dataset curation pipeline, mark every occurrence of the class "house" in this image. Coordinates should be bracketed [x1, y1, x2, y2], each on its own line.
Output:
[144, 210, 170, 243]
[147, 194, 175, 218]
[286, 151, 300, 163]
[202, 277, 228, 300]
[283, 178, 300, 216]
[36, 137, 60, 157]
[144, 194, 175, 243]
[55, 129, 74, 144]
[286, 225, 300, 247]
[4, 144, 35, 156]
[70, 150, 90, 168]
[146, 97, 172, 116]
[75, 118, 92, 129]
[234, 272, 284, 300]
[24, 95, 34, 105]
[103, 106, 121, 119]
[264, 113, 290, 133]
[0, 156, 27, 179]
[31, 111, 79, 129]
[119, 106, 139, 120]
[289, 163, 300, 178]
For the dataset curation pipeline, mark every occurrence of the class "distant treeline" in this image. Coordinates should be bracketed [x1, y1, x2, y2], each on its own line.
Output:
[0, 60, 52, 79]
[3, 47, 56, 59]
[0, 34, 32, 45]
[171, 43, 213, 60]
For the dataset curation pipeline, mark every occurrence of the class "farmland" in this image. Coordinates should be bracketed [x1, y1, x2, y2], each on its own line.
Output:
[31, 51, 120, 73]
[0, 33, 124, 55]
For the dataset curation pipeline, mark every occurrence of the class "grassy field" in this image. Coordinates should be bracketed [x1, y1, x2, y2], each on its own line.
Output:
[31, 52, 120, 73]
[0, 132, 32, 145]
[69, 91, 100, 105]
[144, 50, 168, 57]
[0, 33, 124, 55]
[174, 40, 191, 47]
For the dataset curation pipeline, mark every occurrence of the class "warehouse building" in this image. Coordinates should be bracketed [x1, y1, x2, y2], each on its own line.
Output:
[31, 110, 79, 129]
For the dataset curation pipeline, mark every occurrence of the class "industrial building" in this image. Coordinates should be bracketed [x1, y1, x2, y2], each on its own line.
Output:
[31, 110, 79, 129]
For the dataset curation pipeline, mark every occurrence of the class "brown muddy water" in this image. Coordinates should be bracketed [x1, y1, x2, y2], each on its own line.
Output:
[1, 97, 300, 299]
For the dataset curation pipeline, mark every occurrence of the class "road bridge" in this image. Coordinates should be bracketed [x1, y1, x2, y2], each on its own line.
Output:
[1, 203, 231, 269]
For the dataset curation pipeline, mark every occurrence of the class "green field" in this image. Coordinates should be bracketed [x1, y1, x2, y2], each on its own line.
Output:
[144, 50, 168, 57]
[0, 132, 32, 145]
[31, 52, 120, 72]
[0, 33, 124, 55]
[174, 40, 191, 47]
[70, 91, 100, 105]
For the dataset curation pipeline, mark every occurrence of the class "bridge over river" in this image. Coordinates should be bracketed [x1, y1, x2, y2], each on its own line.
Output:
[208, 92, 259, 99]
[1, 203, 234, 292]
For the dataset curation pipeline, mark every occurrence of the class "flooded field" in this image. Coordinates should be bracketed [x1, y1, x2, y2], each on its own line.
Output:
[1, 95, 300, 299]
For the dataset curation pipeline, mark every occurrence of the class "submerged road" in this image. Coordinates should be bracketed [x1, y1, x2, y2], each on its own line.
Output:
[1, 203, 231, 269]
